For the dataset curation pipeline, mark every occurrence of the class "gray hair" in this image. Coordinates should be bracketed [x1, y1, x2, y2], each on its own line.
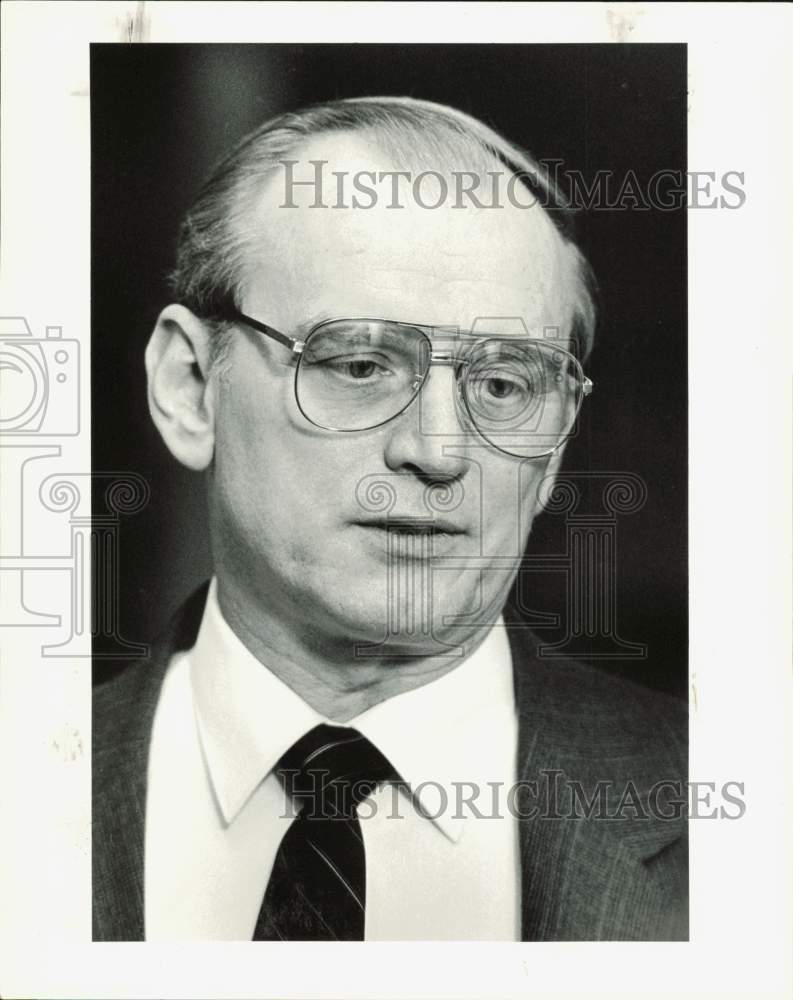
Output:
[169, 95, 597, 361]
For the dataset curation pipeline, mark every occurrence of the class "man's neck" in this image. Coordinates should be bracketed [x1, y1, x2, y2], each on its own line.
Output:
[215, 577, 492, 723]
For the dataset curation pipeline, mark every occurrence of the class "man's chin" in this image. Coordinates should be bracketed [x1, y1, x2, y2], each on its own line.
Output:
[307, 579, 502, 660]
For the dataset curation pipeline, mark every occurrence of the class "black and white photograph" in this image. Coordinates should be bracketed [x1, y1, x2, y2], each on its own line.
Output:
[92, 42, 689, 943]
[0, 3, 791, 999]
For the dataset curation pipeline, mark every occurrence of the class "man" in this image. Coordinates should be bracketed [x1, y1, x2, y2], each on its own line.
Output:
[93, 96, 687, 941]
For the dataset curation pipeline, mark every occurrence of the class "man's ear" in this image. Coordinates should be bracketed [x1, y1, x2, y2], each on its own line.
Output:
[145, 304, 216, 471]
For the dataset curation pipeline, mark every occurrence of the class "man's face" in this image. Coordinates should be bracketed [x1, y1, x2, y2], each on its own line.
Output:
[209, 134, 577, 656]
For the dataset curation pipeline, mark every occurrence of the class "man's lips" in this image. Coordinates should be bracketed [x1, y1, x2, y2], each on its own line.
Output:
[352, 517, 467, 536]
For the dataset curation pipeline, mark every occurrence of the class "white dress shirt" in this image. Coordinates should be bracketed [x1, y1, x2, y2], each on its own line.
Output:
[145, 578, 520, 940]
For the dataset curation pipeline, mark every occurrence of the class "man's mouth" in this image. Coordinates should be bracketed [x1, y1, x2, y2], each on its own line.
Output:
[352, 517, 466, 537]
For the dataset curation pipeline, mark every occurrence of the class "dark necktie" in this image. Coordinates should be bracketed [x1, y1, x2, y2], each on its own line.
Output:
[253, 724, 399, 941]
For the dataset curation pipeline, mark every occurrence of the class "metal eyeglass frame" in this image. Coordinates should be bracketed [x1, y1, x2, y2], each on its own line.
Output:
[228, 310, 594, 459]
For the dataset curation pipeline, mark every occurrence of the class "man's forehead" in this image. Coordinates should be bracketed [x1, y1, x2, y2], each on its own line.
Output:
[243, 132, 573, 328]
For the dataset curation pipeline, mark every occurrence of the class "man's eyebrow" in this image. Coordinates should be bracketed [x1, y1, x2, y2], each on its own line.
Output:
[293, 312, 337, 337]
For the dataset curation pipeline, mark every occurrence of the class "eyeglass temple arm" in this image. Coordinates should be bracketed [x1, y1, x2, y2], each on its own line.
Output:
[232, 310, 306, 354]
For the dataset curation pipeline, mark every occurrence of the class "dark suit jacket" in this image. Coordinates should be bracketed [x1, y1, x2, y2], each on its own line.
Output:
[93, 584, 688, 941]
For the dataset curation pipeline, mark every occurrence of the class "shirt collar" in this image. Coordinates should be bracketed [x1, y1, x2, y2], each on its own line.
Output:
[348, 627, 516, 842]
[190, 579, 515, 842]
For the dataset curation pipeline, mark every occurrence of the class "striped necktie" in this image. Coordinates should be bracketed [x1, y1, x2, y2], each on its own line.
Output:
[253, 724, 399, 940]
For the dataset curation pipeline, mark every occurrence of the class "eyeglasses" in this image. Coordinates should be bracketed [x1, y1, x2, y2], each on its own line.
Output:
[229, 311, 593, 459]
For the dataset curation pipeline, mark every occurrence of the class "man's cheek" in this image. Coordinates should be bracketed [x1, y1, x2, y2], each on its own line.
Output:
[284, 528, 341, 573]
[479, 494, 534, 560]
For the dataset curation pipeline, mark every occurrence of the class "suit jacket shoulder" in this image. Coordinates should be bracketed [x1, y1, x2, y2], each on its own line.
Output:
[92, 583, 209, 940]
[507, 623, 688, 941]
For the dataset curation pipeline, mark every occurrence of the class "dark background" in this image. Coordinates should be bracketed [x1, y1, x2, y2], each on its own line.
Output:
[92, 44, 687, 695]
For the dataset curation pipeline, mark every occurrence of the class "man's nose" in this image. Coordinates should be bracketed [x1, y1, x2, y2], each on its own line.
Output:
[382, 364, 471, 480]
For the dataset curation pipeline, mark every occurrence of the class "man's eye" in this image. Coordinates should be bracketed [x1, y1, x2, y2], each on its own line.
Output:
[484, 377, 521, 399]
[471, 372, 531, 399]
[345, 359, 380, 379]
[314, 355, 393, 380]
